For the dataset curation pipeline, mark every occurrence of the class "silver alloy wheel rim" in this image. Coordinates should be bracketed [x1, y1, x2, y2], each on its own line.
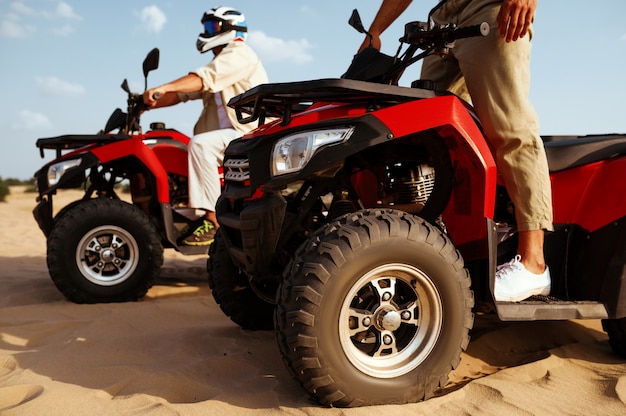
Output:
[76, 225, 139, 286]
[338, 263, 443, 378]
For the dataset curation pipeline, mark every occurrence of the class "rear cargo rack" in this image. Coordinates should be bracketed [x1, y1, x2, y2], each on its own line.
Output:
[227, 78, 436, 126]
[36, 134, 130, 158]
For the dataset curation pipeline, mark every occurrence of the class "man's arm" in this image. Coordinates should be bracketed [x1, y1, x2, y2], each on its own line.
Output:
[143, 73, 203, 108]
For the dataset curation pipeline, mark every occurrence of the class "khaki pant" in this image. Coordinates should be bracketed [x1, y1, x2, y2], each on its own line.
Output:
[422, 0, 553, 231]
[188, 128, 240, 212]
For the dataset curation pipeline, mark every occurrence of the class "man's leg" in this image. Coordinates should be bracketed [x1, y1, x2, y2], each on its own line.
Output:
[184, 128, 240, 246]
[429, 1, 552, 301]
[457, 9, 551, 219]
[188, 128, 240, 215]
[517, 230, 546, 274]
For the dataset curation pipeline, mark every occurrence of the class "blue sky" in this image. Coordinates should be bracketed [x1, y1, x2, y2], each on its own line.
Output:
[1, 0, 625, 180]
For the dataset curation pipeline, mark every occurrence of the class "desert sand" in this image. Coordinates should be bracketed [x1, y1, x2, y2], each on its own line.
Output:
[1, 186, 625, 415]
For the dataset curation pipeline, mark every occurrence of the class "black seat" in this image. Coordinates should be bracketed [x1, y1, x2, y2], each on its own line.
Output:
[543, 134, 626, 172]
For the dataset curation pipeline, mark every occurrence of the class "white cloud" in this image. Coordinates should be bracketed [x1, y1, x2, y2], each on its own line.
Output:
[10, 2, 35, 16]
[36, 76, 86, 98]
[1, 1, 81, 38]
[11, 110, 53, 131]
[248, 31, 314, 64]
[13, 1, 82, 20]
[53, 2, 81, 20]
[0, 18, 35, 38]
[138, 6, 167, 34]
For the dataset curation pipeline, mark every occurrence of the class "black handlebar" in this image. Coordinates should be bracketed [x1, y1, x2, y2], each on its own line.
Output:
[402, 21, 490, 46]
[448, 22, 490, 41]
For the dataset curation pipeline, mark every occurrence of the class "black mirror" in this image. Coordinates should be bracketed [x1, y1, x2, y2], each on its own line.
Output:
[348, 9, 366, 33]
[348, 9, 373, 48]
[142, 48, 160, 77]
[121, 79, 130, 94]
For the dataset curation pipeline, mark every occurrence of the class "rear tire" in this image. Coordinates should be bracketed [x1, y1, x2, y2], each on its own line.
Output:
[275, 209, 474, 407]
[207, 230, 275, 330]
[47, 198, 163, 303]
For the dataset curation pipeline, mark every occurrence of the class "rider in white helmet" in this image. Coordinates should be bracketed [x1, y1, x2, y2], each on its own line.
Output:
[144, 6, 269, 246]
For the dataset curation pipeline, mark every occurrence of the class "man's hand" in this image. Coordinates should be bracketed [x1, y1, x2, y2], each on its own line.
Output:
[143, 88, 163, 108]
[358, 34, 381, 53]
[497, 0, 537, 42]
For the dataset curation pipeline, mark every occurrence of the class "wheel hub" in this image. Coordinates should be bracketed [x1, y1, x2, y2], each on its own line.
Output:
[376, 307, 402, 331]
[76, 225, 139, 286]
[339, 263, 443, 379]
[100, 248, 115, 262]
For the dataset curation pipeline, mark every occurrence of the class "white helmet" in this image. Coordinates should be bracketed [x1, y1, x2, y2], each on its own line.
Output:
[197, 6, 247, 54]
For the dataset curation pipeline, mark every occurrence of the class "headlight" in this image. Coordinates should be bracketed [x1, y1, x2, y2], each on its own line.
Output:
[271, 127, 354, 176]
[47, 158, 82, 186]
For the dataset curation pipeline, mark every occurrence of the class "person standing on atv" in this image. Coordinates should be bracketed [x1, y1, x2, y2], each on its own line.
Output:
[143, 6, 269, 246]
[359, 0, 552, 302]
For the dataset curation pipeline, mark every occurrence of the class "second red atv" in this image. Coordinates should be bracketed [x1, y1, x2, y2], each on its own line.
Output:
[33, 48, 215, 303]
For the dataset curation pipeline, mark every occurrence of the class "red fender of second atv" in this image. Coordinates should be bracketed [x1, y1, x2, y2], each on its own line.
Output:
[143, 130, 191, 178]
[89, 136, 181, 203]
[373, 95, 498, 258]
[150, 144, 188, 177]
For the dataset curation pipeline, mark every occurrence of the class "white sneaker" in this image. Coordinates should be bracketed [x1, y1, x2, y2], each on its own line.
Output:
[494, 255, 551, 302]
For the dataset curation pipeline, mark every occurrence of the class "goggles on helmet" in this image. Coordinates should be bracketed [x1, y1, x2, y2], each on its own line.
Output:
[201, 12, 247, 37]
[203, 19, 222, 36]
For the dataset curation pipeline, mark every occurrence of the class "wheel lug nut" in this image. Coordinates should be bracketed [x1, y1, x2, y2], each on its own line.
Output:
[383, 334, 393, 345]
[363, 317, 371, 327]
[401, 311, 411, 320]
[382, 292, 392, 301]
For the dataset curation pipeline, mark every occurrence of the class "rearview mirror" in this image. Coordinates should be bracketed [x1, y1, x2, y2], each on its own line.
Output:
[121, 79, 130, 94]
[143, 48, 160, 77]
[348, 9, 373, 47]
[348, 9, 366, 34]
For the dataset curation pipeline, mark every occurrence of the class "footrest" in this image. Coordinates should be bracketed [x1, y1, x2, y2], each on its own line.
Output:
[495, 297, 608, 321]
[177, 244, 210, 256]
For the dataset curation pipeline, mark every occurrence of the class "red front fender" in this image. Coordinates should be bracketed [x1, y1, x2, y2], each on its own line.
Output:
[91, 138, 172, 203]
[374, 95, 497, 258]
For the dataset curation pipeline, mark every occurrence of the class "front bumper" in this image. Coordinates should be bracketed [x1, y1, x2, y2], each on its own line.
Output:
[33, 196, 54, 237]
[216, 193, 287, 276]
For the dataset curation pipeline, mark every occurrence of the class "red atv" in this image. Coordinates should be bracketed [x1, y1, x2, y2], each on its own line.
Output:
[33, 48, 214, 303]
[209, 10, 626, 406]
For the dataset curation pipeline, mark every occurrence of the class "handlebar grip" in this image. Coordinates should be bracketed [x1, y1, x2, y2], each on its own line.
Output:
[450, 22, 490, 41]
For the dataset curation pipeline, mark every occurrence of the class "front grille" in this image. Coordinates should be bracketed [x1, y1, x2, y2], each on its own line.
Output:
[224, 158, 250, 182]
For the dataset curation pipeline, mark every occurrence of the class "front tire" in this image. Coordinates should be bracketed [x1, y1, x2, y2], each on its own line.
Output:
[47, 198, 163, 303]
[276, 209, 474, 407]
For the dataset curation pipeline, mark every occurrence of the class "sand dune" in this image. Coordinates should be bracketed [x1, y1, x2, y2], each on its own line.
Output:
[1, 187, 625, 415]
